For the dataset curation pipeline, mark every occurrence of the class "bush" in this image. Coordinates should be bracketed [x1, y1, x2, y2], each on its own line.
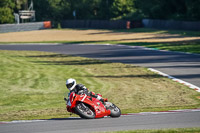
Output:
[0, 7, 14, 24]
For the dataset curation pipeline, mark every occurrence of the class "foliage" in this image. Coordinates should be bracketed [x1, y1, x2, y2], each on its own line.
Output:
[1, 0, 200, 25]
[133, 0, 200, 21]
[0, 0, 15, 24]
[110, 0, 135, 19]
[0, 7, 14, 24]
[0, 0, 28, 24]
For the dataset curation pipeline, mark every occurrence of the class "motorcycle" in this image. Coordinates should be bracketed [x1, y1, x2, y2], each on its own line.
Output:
[65, 92, 121, 119]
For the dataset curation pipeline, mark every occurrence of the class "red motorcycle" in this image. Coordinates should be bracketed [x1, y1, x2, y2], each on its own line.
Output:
[65, 92, 121, 119]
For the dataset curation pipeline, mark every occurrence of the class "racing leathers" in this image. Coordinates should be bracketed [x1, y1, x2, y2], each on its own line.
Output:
[66, 84, 103, 106]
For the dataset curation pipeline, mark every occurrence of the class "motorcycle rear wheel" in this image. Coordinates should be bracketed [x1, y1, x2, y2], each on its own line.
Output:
[75, 103, 95, 119]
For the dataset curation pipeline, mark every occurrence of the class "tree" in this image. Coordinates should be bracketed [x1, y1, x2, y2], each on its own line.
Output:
[133, 0, 200, 21]
[0, 7, 14, 24]
[110, 0, 134, 19]
[1, 0, 200, 24]
[0, 0, 29, 24]
[185, 0, 200, 20]
[0, 0, 15, 24]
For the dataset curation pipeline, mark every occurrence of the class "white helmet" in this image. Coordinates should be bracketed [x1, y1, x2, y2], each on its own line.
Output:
[66, 78, 76, 91]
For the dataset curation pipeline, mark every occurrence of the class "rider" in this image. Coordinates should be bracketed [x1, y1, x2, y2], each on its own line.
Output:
[66, 78, 104, 103]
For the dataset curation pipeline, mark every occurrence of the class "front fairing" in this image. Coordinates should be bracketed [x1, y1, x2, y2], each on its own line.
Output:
[91, 98, 111, 118]
[66, 92, 76, 113]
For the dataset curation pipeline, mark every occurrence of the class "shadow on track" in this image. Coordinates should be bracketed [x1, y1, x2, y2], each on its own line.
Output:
[45, 117, 82, 121]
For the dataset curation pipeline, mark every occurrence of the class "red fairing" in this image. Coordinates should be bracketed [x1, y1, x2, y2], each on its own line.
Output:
[92, 97, 111, 118]
[69, 92, 75, 103]
[66, 92, 76, 113]
[66, 93, 111, 118]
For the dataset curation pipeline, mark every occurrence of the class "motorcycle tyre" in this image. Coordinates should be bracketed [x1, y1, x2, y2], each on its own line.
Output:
[109, 104, 121, 118]
[74, 103, 95, 119]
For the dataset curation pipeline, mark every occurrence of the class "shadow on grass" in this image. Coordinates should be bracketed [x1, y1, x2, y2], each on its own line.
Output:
[112, 28, 200, 36]
[66, 28, 200, 36]
[89, 73, 200, 80]
[14, 54, 72, 58]
[26, 53, 110, 65]
[28, 53, 110, 66]
[61, 28, 159, 33]
[32, 60, 109, 65]
[27, 54, 72, 58]
[86, 74, 163, 79]
[60, 37, 200, 45]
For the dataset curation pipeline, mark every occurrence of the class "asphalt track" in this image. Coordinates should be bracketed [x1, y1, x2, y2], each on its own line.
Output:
[0, 43, 200, 132]
[1, 111, 200, 133]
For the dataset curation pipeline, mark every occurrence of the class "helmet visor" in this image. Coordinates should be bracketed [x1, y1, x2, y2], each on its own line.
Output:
[66, 81, 75, 89]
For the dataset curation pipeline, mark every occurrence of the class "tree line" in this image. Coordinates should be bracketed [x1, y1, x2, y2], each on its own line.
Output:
[1, 0, 200, 24]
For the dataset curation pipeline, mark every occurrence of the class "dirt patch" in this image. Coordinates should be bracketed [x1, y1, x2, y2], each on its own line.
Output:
[0, 29, 200, 43]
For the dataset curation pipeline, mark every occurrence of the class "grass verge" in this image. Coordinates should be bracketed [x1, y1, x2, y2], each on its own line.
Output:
[120, 42, 200, 54]
[0, 50, 199, 121]
[101, 127, 200, 133]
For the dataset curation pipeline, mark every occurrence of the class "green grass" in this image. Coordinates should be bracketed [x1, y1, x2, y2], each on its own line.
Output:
[100, 127, 200, 133]
[0, 50, 199, 121]
[120, 42, 200, 54]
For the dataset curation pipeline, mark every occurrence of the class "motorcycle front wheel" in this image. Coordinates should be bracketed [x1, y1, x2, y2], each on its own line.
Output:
[106, 102, 121, 118]
[74, 103, 95, 119]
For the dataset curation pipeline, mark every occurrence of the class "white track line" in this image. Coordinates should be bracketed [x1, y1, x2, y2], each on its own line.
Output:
[0, 120, 47, 124]
[122, 108, 200, 116]
[3, 43, 61, 45]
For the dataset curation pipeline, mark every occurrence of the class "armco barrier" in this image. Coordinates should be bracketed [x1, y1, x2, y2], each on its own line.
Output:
[0, 21, 51, 33]
[61, 20, 142, 29]
[142, 19, 200, 31]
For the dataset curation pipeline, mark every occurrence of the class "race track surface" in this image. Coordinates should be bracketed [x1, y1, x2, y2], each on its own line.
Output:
[0, 43, 200, 87]
[1, 111, 200, 133]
